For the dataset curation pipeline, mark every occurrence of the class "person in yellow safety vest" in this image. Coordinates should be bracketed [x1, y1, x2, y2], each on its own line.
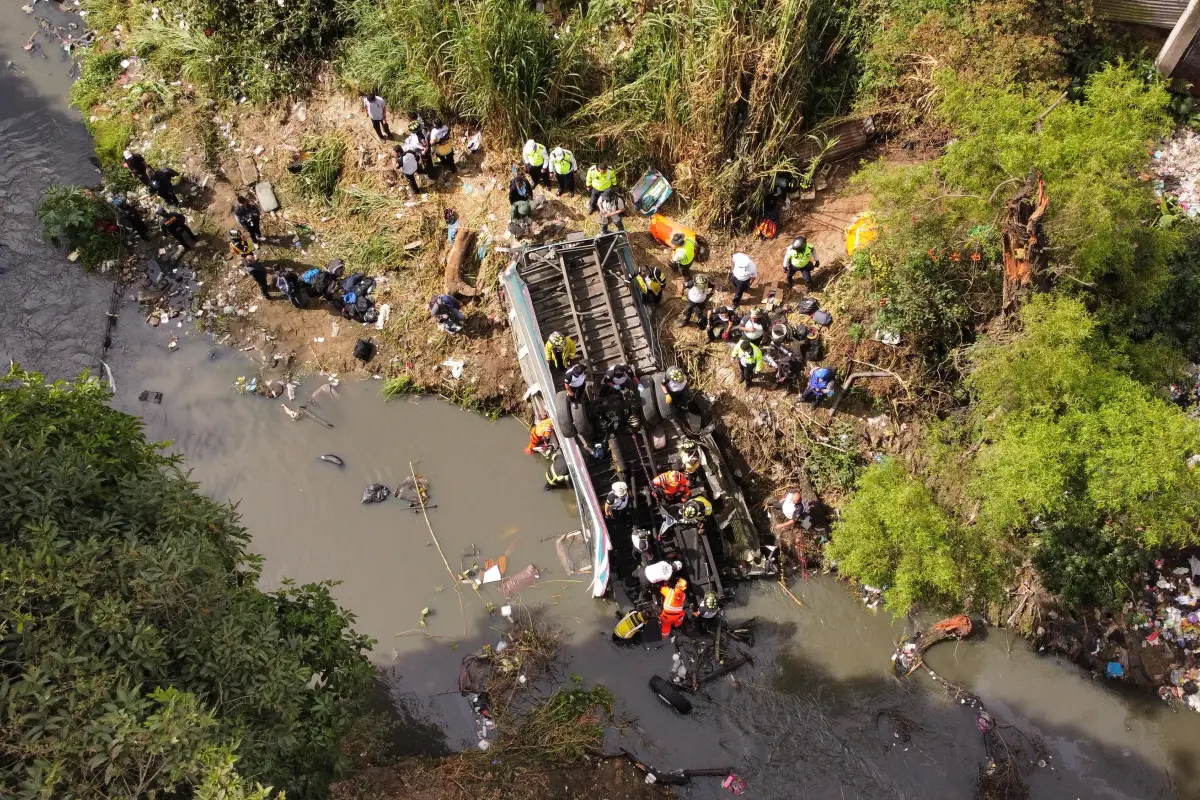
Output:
[525, 416, 554, 454]
[549, 146, 577, 196]
[544, 450, 571, 490]
[670, 232, 696, 269]
[782, 235, 819, 289]
[681, 496, 713, 523]
[543, 330, 577, 370]
[522, 139, 549, 188]
[636, 263, 665, 305]
[430, 119, 456, 174]
[732, 339, 762, 388]
[660, 578, 688, 637]
[586, 161, 616, 213]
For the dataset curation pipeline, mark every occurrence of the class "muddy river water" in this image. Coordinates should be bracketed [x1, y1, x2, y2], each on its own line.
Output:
[5, 9, 1200, 798]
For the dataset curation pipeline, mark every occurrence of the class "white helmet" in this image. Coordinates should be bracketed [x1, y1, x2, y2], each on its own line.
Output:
[612, 481, 628, 497]
[123, 149, 133, 159]
[732, 252, 753, 269]
[551, 146, 564, 159]
[524, 139, 536, 151]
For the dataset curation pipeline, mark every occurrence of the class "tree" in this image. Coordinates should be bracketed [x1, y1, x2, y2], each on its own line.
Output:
[967, 295, 1200, 549]
[0, 368, 375, 799]
[826, 458, 971, 614]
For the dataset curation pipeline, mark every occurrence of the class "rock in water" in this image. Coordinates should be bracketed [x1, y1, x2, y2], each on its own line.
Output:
[362, 484, 391, 504]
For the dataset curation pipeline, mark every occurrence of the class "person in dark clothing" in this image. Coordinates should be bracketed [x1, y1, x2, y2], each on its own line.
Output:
[707, 305, 739, 342]
[111, 196, 148, 239]
[122, 150, 152, 186]
[245, 259, 274, 299]
[150, 168, 182, 206]
[233, 195, 263, 243]
[509, 171, 533, 204]
[429, 293, 465, 333]
[157, 206, 196, 249]
[276, 271, 308, 308]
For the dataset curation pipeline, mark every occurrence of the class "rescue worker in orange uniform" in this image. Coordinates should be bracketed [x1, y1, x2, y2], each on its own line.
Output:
[525, 417, 555, 455]
[651, 470, 691, 503]
[660, 578, 688, 637]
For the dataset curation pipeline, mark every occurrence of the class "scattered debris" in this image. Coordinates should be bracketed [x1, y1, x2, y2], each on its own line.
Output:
[362, 484, 391, 504]
[319, 453, 345, 468]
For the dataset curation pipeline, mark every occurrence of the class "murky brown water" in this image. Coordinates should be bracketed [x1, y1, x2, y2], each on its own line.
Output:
[5, 5, 1200, 797]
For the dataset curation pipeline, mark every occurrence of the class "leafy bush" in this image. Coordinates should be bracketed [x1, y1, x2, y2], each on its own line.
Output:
[803, 421, 862, 494]
[137, 0, 345, 101]
[68, 49, 127, 113]
[827, 458, 972, 614]
[938, 63, 1177, 302]
[1033, 518, 1154, 610]
[35, 185, 122, 267]
[966, 295, 1200, 548]
[854, 63, 1177, 353]
[0, 368, 374, 798]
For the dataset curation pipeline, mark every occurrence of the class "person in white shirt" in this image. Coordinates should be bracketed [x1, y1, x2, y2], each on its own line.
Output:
[362, 93, 391, 139]
[729, 252, 757, 306]
[394, 146, 419, 194]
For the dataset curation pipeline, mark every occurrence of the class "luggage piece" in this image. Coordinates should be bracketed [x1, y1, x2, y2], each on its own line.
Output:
[631, 169, 673, 215]
[255, 181, 279, 213]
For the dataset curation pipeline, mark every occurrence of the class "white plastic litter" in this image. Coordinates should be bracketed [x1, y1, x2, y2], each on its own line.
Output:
[441, 357, 465, 379]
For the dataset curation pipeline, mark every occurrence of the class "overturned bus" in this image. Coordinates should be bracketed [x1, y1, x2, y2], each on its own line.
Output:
[500, 231, 769, 607]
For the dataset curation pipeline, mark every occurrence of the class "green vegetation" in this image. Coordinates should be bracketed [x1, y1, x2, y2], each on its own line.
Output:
[854, 63, 1177, 354]
[340, 0, 592, 143]
[69, 49, 127, 113]
[828, 459, 977, 614]
[0, 368, 374, 798]
[294, 136, 347, 201]
[35, 185, 122, 267]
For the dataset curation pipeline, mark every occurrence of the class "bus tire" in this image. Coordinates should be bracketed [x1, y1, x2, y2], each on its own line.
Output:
[639, 377, 662, 425]
[653, 372, 676, 421]
[555, 390, 577, 439]
[570, 398, 593, 439]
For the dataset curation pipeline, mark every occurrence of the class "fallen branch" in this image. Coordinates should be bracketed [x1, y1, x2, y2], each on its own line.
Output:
[410, 460, 466, 635]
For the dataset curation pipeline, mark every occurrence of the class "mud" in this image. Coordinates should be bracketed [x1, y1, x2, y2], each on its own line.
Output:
[8, 3, 1200, 797]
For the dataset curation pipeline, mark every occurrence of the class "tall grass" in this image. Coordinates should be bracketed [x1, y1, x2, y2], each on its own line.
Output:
[294, 136, 347, 201]
[340, 0, 594, 141]
[578, 0, 852, 227]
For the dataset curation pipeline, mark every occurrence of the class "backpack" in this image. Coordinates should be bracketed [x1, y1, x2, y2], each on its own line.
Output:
[342, 272, 365, 293]
[797, 297, 819, 315]
[342, 291, 357, 306]
[811, 309, 833, 326]
[309, 271, 330, 297]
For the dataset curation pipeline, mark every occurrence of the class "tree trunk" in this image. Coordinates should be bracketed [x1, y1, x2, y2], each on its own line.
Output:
[1001, 172, 1050, 313]
[445, 228, 478, 298]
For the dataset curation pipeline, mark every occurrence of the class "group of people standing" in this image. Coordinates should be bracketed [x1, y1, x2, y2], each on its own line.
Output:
[363, 93, 460, 195]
